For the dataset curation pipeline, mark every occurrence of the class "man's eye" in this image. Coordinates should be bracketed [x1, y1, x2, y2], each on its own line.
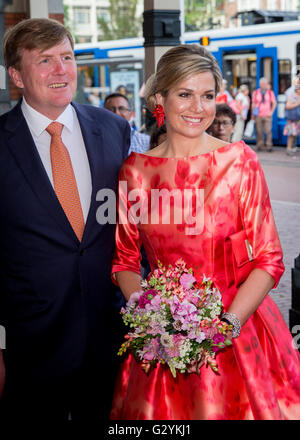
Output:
[41, 59, 49, 64]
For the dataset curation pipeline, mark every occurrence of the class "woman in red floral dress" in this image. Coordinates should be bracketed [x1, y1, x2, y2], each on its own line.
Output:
[110, 44, 300, 420]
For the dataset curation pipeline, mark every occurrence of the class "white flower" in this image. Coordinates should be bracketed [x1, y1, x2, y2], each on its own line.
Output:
[179, 339, 192, 358]
[127, 291, 142, 307]
[160, 333, 173, 348]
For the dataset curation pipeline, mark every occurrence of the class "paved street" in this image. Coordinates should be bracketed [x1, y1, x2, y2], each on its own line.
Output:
[253, 145, 300, 326]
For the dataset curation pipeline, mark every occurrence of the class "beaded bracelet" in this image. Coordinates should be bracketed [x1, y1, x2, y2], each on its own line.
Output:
[221, 312, 241, 338]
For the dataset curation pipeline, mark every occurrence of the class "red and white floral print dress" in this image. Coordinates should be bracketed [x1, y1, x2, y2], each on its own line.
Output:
[111, 141, 300, 420]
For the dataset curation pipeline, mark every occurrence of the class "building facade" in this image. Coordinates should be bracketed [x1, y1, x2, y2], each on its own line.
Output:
[63, 0, 144, 43]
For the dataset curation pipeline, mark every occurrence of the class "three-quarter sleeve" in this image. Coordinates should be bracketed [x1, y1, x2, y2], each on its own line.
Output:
[111, 160, 142, 282]
[239, 147, 285, 288]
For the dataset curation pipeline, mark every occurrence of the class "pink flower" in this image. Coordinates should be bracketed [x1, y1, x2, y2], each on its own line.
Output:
[179, 273, 196, 289]
[138, 289, 157, 308]
[141, 338, 159, 360]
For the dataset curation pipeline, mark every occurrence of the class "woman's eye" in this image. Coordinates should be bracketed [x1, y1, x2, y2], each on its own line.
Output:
[179, 93, 190, 98]
[204, 94, 214, 100]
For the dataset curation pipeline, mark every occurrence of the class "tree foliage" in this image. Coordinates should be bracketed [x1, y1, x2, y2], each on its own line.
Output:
[98, 0, 142, 40]
[63, 4, 72, 33]
[185, 0, 223, 31]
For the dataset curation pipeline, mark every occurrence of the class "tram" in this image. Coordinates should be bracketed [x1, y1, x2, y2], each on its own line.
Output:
[75, 19, 300, 143]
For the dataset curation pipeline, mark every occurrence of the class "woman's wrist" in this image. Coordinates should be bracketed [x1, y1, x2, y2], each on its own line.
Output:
[221, 312, 241, 338]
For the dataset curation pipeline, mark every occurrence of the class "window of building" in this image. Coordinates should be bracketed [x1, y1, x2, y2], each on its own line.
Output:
[73, 7, 91, 25]
[296, 42, 300, 74]
[238, 0, 260, 11]
[97, 7, 109, 23]
[281, 0, 295, 10]
[267, 0, 277, 10]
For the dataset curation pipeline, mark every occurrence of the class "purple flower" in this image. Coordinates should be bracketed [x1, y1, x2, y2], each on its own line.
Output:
[196, 331, 206, 343]
[138, 289, 157, 308]
[213, 333, 225, 344]
[180, 273, 196, 289]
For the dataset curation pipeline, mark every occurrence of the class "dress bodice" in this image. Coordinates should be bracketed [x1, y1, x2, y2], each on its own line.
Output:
[112, 141, 284, 305]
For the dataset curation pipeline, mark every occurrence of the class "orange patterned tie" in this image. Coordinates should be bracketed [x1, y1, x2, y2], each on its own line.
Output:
[46, 122, 85, 241]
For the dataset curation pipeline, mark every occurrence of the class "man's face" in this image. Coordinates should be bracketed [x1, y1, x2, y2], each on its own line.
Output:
[260, 80, 269, 91]
[209, 113, 235, 143]
[9, 37, 77, 120]
[104, 96, 132, 121]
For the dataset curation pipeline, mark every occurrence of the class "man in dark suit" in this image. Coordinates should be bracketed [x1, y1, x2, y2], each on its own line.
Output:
[0, 18, 130, 424]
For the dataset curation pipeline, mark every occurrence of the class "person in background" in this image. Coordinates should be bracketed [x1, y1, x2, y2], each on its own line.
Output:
[149, 123, 167, 149]
[285, 76, 298, 100]
[104, 93, 150, 154]
[87, 89, 100, 107]
[251, 77, 277, 152]
[0, 18, 130, 424]
[215, 79, 232, 104]
[284, 76, 300, 156]
[140, 106, 156, 134]
[208, 103, 236, 143]
[232, 84, 250, 142]
[284, 76, 299, 151]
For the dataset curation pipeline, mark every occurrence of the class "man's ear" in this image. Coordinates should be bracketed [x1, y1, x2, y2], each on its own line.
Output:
[8, 66, 24, 89]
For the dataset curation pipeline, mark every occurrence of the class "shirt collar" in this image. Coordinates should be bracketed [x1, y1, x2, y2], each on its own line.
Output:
[21, 97, 74, 137]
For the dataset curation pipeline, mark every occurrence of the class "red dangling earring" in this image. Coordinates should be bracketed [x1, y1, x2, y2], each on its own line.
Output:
[152, 104, 165, 127]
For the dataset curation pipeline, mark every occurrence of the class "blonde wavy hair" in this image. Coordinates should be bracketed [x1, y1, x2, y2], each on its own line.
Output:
[145, 44, 222, 112]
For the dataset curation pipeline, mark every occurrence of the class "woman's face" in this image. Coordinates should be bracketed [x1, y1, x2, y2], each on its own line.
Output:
[155, 71, 216, 139]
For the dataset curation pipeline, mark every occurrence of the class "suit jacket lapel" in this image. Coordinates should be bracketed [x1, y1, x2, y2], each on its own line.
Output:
[4, 101, 79, 244]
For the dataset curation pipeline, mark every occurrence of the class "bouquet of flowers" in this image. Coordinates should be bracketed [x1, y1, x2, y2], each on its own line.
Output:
[118, 259, 232, 378]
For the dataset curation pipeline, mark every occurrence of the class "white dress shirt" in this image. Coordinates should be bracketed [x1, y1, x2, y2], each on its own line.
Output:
[21, 98, 92, 222]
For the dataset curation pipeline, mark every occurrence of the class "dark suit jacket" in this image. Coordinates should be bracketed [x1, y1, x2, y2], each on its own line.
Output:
[0, 101, 130, 381]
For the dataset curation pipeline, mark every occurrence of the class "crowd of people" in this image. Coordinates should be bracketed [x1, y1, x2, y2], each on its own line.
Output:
[77, 55, 300, 157]
[0, 17, 300, 427]
[100, 75, 299, 156]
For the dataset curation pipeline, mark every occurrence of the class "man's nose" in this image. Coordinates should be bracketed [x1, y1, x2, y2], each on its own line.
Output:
[53, 58, 66, 74]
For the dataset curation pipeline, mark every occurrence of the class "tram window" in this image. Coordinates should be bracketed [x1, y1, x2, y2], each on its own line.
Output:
[75, 66, 100, 106]
[296, 43, 300, 72]
[260, 57, 273, 88]
[278, 59, 291, 94]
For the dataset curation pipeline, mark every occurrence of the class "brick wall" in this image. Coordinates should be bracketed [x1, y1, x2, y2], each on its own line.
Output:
[224, 2, 238, 27]
[49, 13, 64, 24]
